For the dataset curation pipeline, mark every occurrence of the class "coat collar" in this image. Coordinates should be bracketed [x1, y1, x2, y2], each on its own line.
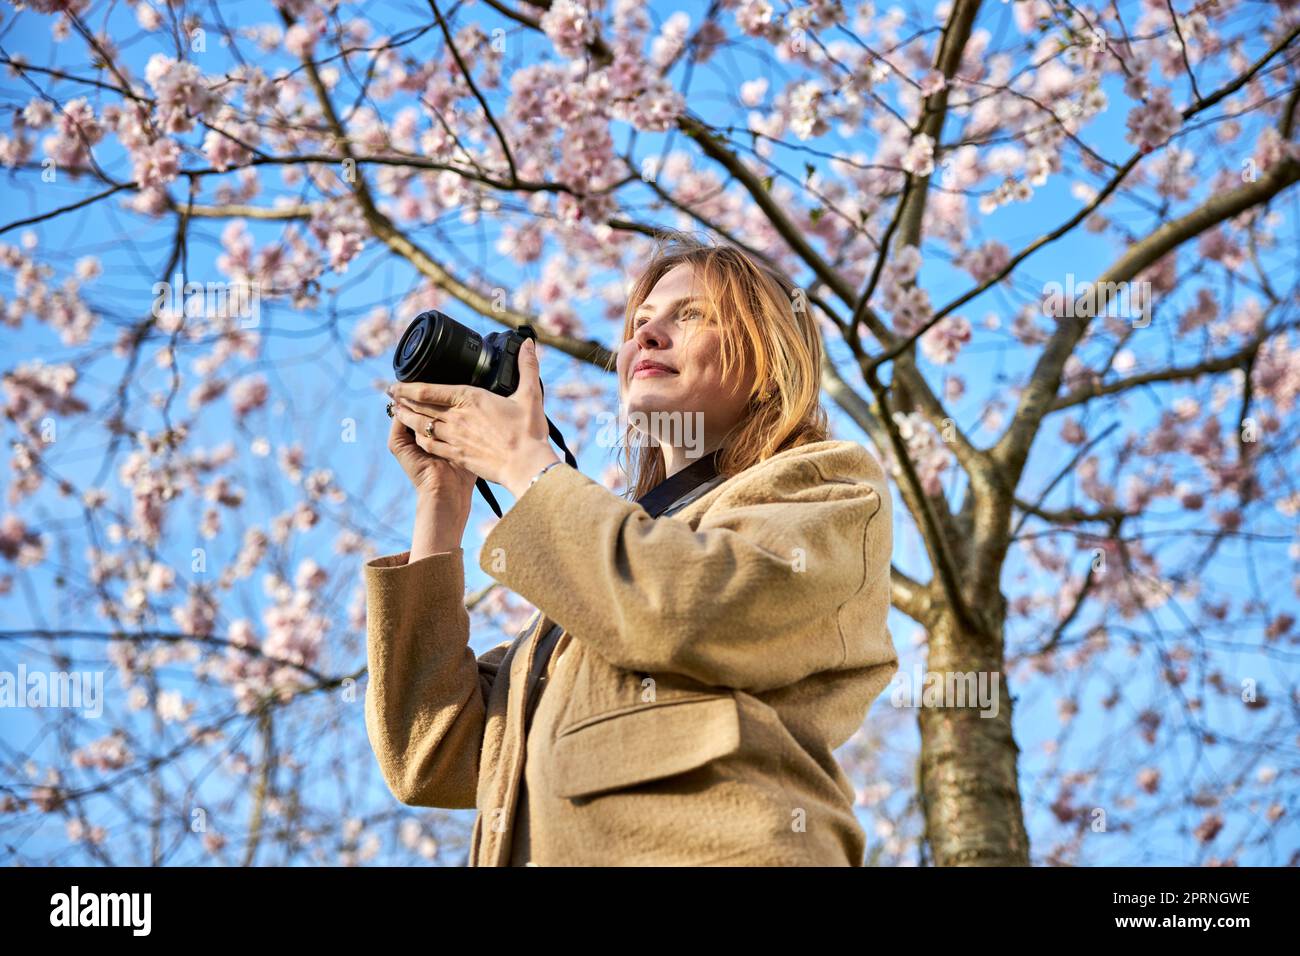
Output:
[634, 447, 723, 518]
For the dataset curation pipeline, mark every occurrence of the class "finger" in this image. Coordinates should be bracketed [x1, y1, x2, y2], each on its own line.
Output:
[392, 403, 439, 445]
[512, 337, 542, 404]
[387, 414, 410, 450]
[422, 435, 464, 465]
[394, 395, 452, 420]
[390, 381, 469, 408]
[389, 412, 425, 446]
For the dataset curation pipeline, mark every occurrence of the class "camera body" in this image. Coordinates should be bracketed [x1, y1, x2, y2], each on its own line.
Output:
[392, 308, 537, 396]
[389, 308, 572, 519]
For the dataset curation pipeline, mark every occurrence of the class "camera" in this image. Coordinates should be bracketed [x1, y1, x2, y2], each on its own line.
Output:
[393, 308, 536, 396]
[390, 309, 576, 517]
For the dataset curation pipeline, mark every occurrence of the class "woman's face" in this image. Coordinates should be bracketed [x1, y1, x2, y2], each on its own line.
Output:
[616, 262, 755, 453]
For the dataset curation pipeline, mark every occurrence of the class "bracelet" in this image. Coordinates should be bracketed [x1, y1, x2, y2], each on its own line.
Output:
[526, 460, 565, 491]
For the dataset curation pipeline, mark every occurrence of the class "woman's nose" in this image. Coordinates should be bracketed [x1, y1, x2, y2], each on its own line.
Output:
[634, 320, 668, 349]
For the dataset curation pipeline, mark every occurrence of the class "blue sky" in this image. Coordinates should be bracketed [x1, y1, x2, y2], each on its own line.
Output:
[2, 0, 1296, 864]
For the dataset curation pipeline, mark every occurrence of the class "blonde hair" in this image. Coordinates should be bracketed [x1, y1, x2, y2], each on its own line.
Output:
[616, 233, 829, 500]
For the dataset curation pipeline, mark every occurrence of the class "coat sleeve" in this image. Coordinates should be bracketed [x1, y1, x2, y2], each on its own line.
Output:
[477, 446, 893, 693]
[362, 547, 507, 809]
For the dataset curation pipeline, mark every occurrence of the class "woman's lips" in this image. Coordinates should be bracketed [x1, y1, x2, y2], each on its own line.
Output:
[632, 365, 676, 378]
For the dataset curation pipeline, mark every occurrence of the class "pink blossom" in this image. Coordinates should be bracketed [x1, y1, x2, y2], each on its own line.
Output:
[41, 96, 103, 169]
[71, 732, 132, 771]
[130, 137, 181, 189]
[495, 223, 544, 263]
[1197, 226, 1244, 271]
[920, 315, 971, 364]
[1193, 814, 1224, 844]
[1264, 614, 1295, 641]
[1060, 419, 1086, 445]
[650, 11, 689, 68]
[202, 109, 257, 172]
[539, 305, 582, 337]
[740, 78, 768, 107]
[1012, 0, 1053, 34]
[155, 688, 193, 723]
[303, 469, 342, 503]
[1137, 768, 1161, 794]
[901, 133, 936, 176]
[736, 0, 775, 36]
[241, 593, 326, 705]
[187, 378, 228, 412]
[278, 444, 306, 483]
[2, 361, 90, 433]
[918, 69, 947, 96]
[1151, 146, 1196, 200]
[1125, 87, 1182, 152]
[350, 306, 401, 360]
[1253, 126, 1300, 173]
[294, 557, 328, 592]
[144, 54, 215, 133]
[326, 231, 365, 272]
[628, 80, 685, 132]
[787, 81, 829, 139]
[284, 24, 319, 59]
[203, 475, 245, 510]
[885, 245, 922, 285]
[309, 198, 367, 273]
[169, 583, 215, 638]
[75, 256, 101, 281]
[889, 285, 932, 336]
[890, 411, 950, 496]
[958, 240, 1010, 283]
[692, 21, 726, 62]
[541, 0, 596, 58]
[0, 514, 45, 565]
[135, 2, 162, 31]
[1178, 288, 1218, 333]
[22, 99, 54, 128]
[0, 132, 33, 168]
[1252, 336, 1300, 413]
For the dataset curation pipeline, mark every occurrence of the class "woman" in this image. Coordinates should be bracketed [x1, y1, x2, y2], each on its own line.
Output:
[365, 237, 898, 866]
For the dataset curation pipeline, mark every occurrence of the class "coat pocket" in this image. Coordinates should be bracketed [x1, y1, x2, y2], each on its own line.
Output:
[548, 693, 742, 799]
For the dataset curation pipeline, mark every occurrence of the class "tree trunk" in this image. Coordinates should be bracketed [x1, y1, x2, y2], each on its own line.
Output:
[919, 605, 1031, 865]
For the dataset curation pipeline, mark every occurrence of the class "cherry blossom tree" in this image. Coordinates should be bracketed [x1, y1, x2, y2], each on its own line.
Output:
[2, 0, 1297, 865]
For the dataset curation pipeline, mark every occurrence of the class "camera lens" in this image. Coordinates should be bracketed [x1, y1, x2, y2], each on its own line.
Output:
[393, 309, 492, 386]
[399, 323, 425, 363]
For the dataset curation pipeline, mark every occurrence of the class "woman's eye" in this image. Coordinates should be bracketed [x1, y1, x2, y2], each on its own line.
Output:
[681, 310, 703, 321]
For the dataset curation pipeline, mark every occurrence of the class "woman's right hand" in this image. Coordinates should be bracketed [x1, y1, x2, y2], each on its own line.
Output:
[386, 407, 477, 511]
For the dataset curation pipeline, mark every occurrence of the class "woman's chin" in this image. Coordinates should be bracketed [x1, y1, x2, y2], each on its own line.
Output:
[623, 393, 679, 417]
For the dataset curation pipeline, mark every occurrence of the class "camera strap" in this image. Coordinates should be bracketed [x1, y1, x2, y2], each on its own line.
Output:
[519, 445, 727, 736]
[635, 446, 725, 518]
[476, 399, 578, 518]
[481, 438, 725, 521]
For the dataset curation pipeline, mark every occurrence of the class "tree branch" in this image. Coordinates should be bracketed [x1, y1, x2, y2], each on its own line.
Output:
[1049, 319, 1297, 411]
[995, 154, 1300, 480]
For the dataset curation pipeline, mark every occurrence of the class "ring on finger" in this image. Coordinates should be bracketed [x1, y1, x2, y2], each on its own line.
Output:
[424, 420, 434, 438]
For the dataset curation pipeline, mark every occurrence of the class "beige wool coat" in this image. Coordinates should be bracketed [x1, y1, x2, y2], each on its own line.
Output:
[363, 438, 898, 866]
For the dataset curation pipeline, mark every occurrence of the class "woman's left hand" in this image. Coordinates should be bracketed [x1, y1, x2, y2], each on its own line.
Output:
[387, 337, 562, 500]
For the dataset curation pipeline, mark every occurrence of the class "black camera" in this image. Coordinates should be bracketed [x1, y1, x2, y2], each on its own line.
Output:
[394, 308, 536, 396]
[391, 309, 576, 516]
